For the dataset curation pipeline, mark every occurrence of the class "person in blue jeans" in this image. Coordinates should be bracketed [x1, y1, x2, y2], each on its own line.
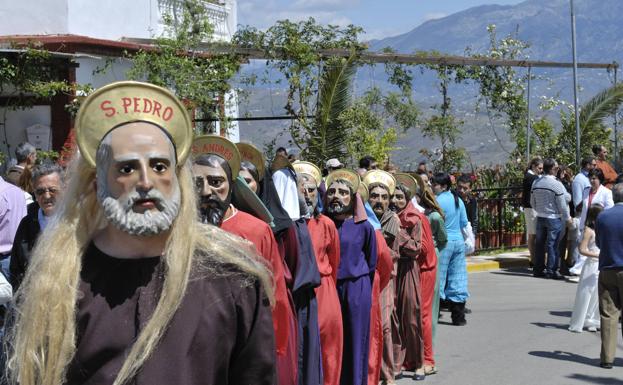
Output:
[432, 173, 469, 326]
[530, 158, 572, 280]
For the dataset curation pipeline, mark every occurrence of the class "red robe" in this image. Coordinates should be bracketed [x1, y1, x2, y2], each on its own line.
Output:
[221, 208, 295, 384]
[368, 230, 393, 385]
[412, 210, 438, 366]
[306, 214, 343, 385]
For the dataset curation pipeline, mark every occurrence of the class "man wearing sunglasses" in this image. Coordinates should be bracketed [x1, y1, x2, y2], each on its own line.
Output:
[10, 163, 64, 290]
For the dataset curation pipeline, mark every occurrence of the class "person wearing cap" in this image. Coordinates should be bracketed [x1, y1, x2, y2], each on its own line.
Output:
[363, 171, 401, 385]
[295, 161, 343, 385]
[5, 82, 275, 385]
[325, 158, 344, 173]
[390, 175, 426, 381]
[192, 135, 295, 384]
[324, 169, 377, 385]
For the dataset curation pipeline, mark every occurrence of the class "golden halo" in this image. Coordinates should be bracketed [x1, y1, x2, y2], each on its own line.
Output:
[236, 142, 265, 181]
[75, 81, 192, 167]
[293, 161, 322, 186]
[363, 170, 397, 195]
[326, 168, 361, 193]
[192, 135, 241, 179]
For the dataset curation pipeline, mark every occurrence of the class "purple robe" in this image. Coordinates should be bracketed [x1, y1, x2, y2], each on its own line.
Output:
[333, 217, 377, 385]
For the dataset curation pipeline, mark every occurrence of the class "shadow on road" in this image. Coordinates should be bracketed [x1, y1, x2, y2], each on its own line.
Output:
[490, 267, 533, 277]
[549, 310, 572, 318]
[531, 322, 569, 330]
[567, 373, 623, 384]
[529, 350, 600, 367]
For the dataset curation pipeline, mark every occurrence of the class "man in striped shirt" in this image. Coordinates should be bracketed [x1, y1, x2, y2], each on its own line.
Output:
[530, 158, 571, 280]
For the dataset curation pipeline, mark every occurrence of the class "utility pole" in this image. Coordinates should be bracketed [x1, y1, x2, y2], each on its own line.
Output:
[571, 0, 581, 167]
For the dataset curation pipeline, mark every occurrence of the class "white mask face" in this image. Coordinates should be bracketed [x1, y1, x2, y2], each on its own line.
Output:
[96, 122, 180, 236]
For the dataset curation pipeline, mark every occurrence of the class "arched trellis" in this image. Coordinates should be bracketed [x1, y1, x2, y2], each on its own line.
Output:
[124, 38, 620, 165]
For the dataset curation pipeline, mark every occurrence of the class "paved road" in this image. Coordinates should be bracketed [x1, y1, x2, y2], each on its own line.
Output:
[396, 267, 623, 385]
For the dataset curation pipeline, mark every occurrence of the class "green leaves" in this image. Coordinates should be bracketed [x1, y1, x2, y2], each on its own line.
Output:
[126, 0, 242, 133]
[579, 83, 623, 132]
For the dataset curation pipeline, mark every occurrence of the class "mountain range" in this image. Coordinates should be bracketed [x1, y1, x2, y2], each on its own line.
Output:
[238, 0, 623, 168]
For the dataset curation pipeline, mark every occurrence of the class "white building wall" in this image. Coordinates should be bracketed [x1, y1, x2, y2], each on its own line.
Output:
[0, 0, 68, 36]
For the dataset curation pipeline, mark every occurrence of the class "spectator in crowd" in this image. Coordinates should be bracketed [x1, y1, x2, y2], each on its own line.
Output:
[432, 172, 469, 326]
[275, 146, 288, 158]
[10, 163, 64, 291]
[570, 168, 614, 278]
[325, 158, 344, 173]
[593, 144, 617, 188]
[5, 142, 36, 186]
[556, 164, 575, 275]
[530, 158, 571, 280]
[522, 157, 543, 264]
[568, 204, 603, 333]
[359, 155, 378, 171]
[572, 157, 596, 213]
[456, 174, 478, 237]
[0, 174, 27, 280]
[416, 162, 428, 175]
[595, 183, 623, 369]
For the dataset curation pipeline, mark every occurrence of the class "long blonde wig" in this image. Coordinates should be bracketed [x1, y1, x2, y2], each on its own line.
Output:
[5, 155, 273, 385]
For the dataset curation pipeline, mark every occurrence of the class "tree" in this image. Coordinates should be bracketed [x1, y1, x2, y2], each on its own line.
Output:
[234, 18, 366, 160]
[126, 0, 243, 134]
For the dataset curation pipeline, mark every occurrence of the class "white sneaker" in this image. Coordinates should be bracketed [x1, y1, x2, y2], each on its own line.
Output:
[587, 326, 599, 332]
[567, 276, 580, 283]
[568, 327, 582, 333]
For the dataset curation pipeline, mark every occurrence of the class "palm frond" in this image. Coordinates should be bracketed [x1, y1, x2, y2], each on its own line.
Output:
[579, 83, 623, 130]
[308, 52, 358, 163]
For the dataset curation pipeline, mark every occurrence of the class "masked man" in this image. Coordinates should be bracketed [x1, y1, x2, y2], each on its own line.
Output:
[324, 169, 377, 385]
[363, 170, 402, 384]
[294, 161, 343, 385]
[390, 174, 427, 381]
[5, 82, 275, 385]
[191, 135, 293, 384]
[396, 173, 439, 376]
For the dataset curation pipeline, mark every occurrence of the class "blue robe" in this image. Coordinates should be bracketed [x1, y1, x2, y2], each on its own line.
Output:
[333, 217, 377, 385]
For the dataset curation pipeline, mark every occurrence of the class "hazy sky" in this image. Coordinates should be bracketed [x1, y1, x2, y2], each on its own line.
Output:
[238, 0, 525, 40]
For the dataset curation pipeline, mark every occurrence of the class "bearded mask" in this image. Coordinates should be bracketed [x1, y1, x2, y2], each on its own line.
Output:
[95, 124, 181, 236]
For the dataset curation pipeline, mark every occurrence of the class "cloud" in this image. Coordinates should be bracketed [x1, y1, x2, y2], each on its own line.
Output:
[422, 12, 448, 22]
[238, 0, 354, 29]
[291, 0, 360, 11]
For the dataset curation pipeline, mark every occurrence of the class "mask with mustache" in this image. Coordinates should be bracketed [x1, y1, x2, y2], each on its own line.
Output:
[325, 198, 353, 217]
[100, 186, 181, 236]
[200, 193, 231, 226]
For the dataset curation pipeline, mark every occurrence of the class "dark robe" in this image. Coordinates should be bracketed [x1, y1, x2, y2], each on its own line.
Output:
[66, 243, 275, 385]
[9, 202, 40, 291]
[292, 219, 323, 385]
[333, 217, 377, 385]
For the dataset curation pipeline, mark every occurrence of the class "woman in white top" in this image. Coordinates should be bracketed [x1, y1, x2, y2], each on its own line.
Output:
[570, 168, 613, 275]
[569, 204, 603, 332]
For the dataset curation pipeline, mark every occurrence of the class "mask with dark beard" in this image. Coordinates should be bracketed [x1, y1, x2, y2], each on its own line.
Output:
[373, 202, 386, 219]
[199, 193, 231, 226]
[326, 198, 354, 217]
[389, 203, 401, 213]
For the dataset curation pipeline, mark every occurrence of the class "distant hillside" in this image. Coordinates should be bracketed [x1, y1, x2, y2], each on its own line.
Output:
[238, 0, 623, 168]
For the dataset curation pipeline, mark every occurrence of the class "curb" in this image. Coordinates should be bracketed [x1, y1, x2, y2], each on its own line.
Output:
[466, 253, 530, 273]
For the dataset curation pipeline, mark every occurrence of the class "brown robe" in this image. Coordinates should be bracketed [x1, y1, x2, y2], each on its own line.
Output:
[66, 243, 275, 385]
[394, 202, 425, 372]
